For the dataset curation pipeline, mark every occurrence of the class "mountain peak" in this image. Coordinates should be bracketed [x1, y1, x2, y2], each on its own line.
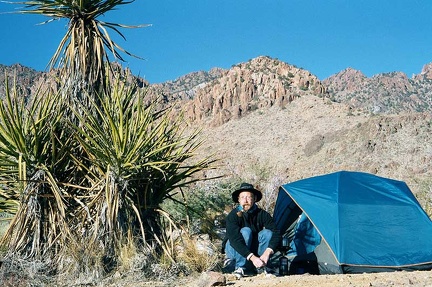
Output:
[178, 56, 327, 126]
[328, 67, 366, 81]
[419, 63, 432, 80]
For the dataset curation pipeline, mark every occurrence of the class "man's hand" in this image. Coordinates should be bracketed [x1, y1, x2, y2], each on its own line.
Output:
[259, 248, 274, 265]
[250, 255, 266, 268]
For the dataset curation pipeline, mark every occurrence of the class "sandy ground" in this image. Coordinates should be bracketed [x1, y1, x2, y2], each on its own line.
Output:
[185, 269, 432, 287]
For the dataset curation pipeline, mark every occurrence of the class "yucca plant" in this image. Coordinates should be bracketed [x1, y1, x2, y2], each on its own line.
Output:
[13, 0, 147, 98]
[0, 74, 216, 269]
[65, 78, 216, 268]
[2, 0, 218, 278]
[0, 78, 79, 259]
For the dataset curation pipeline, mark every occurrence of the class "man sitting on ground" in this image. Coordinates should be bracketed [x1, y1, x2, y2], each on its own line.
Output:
[222, 182, 281, 278]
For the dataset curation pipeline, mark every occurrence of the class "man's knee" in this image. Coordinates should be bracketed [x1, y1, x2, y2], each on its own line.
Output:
[240, 227, 252, 242]
[258, 229, 273, 241]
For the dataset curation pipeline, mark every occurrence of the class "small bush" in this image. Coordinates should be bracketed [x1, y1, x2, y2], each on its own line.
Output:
[161, 180, 235, 236]
[176, 233, 220, 273]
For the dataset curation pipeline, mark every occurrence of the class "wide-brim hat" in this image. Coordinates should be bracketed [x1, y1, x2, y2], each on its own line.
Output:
[232, 182, 262, 203]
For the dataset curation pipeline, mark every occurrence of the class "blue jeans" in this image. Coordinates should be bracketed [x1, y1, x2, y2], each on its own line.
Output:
[225, 227, 273, 270]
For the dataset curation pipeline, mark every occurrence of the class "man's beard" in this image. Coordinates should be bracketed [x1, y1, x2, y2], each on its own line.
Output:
[242, 204, 251, 211]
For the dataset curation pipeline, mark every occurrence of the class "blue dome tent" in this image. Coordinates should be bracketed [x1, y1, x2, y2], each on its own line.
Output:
[273, 171, 432, 274]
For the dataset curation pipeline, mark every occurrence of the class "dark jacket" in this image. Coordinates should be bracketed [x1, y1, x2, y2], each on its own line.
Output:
[223, 205, 281, 258]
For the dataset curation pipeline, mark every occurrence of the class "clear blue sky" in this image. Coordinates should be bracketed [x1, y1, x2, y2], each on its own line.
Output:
[1, 0, 432, 84]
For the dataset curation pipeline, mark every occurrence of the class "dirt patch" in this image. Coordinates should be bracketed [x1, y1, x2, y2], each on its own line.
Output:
[184, 269, 432, 287]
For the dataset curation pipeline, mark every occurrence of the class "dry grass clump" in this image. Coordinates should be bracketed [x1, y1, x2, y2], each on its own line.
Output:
[0, 238, 190, 286]
[0, 257, 53, 287]
[175, 233, 221, 273]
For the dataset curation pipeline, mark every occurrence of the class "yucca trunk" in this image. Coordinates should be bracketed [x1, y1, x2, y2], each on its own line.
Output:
[4, 170, 72, 258]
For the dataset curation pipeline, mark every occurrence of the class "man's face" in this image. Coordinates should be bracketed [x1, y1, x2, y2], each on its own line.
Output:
[238, 191, 256, 211]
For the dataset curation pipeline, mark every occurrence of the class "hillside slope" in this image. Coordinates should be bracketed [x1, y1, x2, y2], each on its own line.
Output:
[196, 94, 432, 209]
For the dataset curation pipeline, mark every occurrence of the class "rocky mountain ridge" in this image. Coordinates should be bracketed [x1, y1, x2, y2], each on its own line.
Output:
[148, 56, 432, 126]
[2, 56, 432, 122]
[323, 65, 432, 114]
[1, 57, 431, 207]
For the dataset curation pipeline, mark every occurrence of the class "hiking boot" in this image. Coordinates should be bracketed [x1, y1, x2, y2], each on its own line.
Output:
[223, 258, 232, 268]
[256, 267, 266, 275]
[222, 258, 234, 273]
[257, 266, 278, 276]
[233, 267, 245, 279]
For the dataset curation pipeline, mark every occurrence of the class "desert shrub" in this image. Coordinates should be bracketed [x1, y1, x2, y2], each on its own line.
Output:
[175, 233, 220, 273]
[162, 163, 287, 232]
[0, 213, 12, 239]
[161, 180, 235, 236]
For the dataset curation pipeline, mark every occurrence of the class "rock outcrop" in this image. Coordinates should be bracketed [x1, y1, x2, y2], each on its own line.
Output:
[178, 56, 327, 126]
